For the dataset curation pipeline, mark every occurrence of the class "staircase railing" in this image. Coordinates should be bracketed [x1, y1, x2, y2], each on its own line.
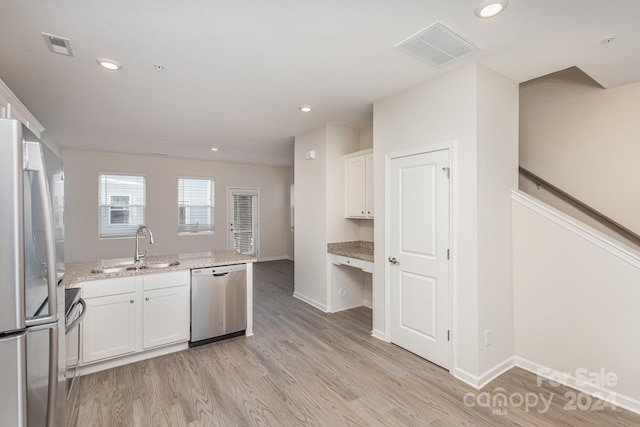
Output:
[519, 166, 640, 248]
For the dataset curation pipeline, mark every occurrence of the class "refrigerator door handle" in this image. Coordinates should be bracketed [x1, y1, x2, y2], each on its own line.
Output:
[23, 141, 57, 318]
[46, 326, 58, 427]
[27, 322, 59, 426]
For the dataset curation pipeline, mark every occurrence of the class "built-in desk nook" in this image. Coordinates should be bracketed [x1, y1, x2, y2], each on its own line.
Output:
[327, 241, 373, 312]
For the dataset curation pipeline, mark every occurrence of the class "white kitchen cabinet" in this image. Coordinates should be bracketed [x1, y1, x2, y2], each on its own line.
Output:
[80, 270, 190, 366]
[344, 149, 373, 219]
[82, 290, 137, 363]
[143, 272, 189, 349]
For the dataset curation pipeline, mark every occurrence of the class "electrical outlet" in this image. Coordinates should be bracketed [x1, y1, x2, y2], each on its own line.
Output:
[484, 329, 491, 347]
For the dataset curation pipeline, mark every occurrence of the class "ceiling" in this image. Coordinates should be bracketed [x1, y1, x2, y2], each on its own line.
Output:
[1, 1, 639, 167]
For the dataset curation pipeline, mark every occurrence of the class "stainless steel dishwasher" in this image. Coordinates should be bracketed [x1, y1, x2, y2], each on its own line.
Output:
[190, 264, 247, 347]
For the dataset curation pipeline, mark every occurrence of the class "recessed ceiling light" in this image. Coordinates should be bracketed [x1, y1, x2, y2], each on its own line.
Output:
[475, 0, 508, 18]
[298, 105, 313, 113]
[210, 147, 219, 152]
[96, 58, 122, 71]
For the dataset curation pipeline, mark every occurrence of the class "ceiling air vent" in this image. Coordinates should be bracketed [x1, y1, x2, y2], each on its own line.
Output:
[42, 33, 74, 57]
[395, 22, 478, 67]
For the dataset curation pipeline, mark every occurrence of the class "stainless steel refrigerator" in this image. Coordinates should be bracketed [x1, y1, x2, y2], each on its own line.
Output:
[0, 118, 66, 426]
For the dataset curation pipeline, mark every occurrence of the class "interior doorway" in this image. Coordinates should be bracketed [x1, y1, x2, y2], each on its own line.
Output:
[227, 187, 260, 257]
[387, 147, 451, 369]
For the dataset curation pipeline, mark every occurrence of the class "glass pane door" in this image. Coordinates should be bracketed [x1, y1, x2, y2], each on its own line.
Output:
[228, 188, 259, 256]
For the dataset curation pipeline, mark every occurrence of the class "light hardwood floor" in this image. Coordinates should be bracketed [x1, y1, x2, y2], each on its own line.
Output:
[74, 260, 640, 426]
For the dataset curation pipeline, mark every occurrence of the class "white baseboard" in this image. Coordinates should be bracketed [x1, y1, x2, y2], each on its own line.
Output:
[453, 356, 515, 389]
[363, 299, 372, 309]
[371, 328, 387, 342]
[330, 302, 365, 313]
[292, 292, 328, 312]
[515, 356, 640, 416]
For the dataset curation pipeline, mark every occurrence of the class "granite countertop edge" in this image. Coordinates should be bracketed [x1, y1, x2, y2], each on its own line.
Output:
[327, 241, 374, 263]
[65, 250, 256, 287]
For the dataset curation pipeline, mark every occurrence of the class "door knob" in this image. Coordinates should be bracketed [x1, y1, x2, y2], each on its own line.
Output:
[388, 257, 399, 264]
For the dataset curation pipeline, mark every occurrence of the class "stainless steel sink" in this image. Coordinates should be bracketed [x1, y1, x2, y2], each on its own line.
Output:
[91, 260, 180, 274]
[139, 261, 180, 269]
[91, 266, 137, 274]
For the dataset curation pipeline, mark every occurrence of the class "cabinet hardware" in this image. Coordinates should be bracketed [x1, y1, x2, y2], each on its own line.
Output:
[388, 257, 399, 264]
[130, 300, 134, 304]
[145, 297, 150, 301]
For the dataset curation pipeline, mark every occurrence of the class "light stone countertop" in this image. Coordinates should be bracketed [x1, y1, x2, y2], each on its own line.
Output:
[64, 250, 256, 287]
[327, 241, 374, 263]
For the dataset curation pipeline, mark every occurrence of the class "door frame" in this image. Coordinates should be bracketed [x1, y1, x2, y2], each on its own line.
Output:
[384, 140, 457, 371]
[226, 187, 260, 258]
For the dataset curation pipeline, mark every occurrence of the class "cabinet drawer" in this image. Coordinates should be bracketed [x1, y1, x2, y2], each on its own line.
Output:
[81, 276, 136, 298]
[143, 270, 189, 291]
[333, 255, 365, 269]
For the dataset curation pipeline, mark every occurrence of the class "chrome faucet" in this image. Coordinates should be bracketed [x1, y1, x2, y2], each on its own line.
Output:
[134, 225, 155, 264]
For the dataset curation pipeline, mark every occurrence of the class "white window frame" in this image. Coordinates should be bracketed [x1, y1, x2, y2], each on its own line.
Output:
[178, 177, 215, 235]
[98, 173, 146, 239]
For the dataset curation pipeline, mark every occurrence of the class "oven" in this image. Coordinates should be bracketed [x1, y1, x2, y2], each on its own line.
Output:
[65, 288, 86, 425]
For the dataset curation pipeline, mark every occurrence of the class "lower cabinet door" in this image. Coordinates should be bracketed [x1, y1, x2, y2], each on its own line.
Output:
[82, 293, 137, 363]
[143, 286, 189, 349]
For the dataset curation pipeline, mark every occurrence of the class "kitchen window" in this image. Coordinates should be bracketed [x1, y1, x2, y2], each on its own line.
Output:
[178, 178, 214, 234]
[98, 174, 146, 238]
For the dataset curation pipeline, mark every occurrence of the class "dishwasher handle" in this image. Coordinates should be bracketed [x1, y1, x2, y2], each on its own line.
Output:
[212, 272, 230, 277]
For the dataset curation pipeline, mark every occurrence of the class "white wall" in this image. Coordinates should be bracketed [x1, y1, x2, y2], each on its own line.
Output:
[513, 191, 640, 409]
[293, 123, 360, 310]
[326, 125, 361, 243]
[520, 172, 640, 250]
[373, 63, 518, 384]
[476, 65, 519, 375]
[294, 126, 328, 309]
[520, 69, 640, 235]
[63, 149, 291, 263]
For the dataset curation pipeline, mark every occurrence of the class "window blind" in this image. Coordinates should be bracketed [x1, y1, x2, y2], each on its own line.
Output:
[233, 194, 255, 254]
[178, 178, 214, 233]
[98, 174, 145, 238]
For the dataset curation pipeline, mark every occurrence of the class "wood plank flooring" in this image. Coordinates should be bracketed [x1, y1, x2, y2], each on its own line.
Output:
[74, 260, 640, 426]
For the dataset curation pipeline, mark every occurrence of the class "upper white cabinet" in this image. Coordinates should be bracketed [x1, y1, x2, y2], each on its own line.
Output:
[0, 79, 44, 137]
[344, 149, 374, 219]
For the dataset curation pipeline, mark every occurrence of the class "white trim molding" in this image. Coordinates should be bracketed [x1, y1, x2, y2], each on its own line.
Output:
[453, 356, 515, 390]
[292, 292, 328, 313]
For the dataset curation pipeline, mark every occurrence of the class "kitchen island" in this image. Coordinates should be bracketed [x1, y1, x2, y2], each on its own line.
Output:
[65, 250, 256, 375]
[65, 250, 256, 285]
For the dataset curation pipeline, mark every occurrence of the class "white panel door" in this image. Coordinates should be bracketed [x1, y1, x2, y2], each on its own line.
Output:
[389, 149, 450, 369]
